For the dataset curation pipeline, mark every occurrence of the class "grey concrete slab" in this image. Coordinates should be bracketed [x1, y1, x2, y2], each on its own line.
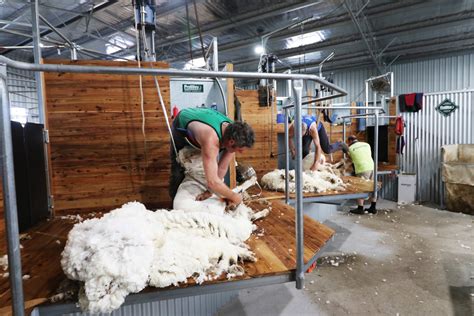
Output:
[217, 200, 473, 316]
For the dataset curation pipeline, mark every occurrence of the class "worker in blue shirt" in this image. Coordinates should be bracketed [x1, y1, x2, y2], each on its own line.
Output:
[289, 115, 343, 171]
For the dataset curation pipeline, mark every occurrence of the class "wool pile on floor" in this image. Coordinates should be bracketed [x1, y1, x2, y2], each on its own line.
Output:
[61, 147, 269, 313]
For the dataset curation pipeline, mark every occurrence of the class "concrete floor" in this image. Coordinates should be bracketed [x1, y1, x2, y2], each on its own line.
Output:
[217, 200, 473, 316]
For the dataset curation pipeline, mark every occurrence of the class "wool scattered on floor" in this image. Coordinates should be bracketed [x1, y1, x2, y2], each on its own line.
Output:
[61, 147, 269, 314]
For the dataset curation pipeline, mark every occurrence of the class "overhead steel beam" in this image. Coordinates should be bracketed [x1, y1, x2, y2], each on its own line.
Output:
[164, 0, 438, 63]
[343, 0, 383, 74]
[38, 14, 77, 60]
[228, 11, 474, 68]
[38, 3, 134, 39]
[0, 19, 49, 30]
[3, 0, 119, 55]
[108, 0, 425, 61]
[281, 33, 474, 73]
[157, 0, 326, 47]
[0, 28, 63, 45]
[39, 0, 208, 59]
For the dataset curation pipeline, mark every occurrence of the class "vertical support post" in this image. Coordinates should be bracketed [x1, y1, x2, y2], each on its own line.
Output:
[439, 152, 445, 209]
[31, 0, 53, 215]
[416, 137, 421, 203]
[373, 91, 377, 126]
[226, 63, 236, 189]
[342, 118, 346, 159]
[70, 46, 78, 61]
[31, 0, 45, 124]
[213, 37, 218, 72]
[0, 76, 26, 316]
[284, 108, 289, 204]
[390, 72, 394, 97]
[149, 30, 156, 62]
[292, 79, 304, 289]
[373, 110, 379, 200]
[287, 70, 292, 98]
[365, 80, 369, 114]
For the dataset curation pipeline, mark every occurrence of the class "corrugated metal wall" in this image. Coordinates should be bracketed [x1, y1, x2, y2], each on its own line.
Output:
[333, 52, 474, 203]
[275, 51, 474, 203]
[402, 90, 474, 204]
[64, 291, 238, 316]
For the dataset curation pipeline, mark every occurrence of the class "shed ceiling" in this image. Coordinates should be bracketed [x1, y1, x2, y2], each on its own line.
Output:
[1, 0, 473, 74]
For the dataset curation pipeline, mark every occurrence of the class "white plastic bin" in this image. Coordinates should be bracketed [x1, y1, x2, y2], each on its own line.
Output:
[398, 173, 416, 204]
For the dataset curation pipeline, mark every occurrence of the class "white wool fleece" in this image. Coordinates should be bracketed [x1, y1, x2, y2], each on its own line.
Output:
[61, 202, 162, 313]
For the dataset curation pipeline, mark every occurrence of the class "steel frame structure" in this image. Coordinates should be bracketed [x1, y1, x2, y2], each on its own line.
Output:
[0, 53, 349, 315]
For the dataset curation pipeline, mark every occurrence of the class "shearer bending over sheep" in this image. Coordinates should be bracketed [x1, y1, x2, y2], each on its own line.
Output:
[170, 107, 255, 207]
[289, 114, 344, 171]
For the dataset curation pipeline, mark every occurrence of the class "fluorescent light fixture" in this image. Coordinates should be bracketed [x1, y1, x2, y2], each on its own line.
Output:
[254, 45, 265, 55]
[114, 54, 136, 61]
[286, 30, 325, 49]
[287, 53, 306, 60]
[106, 34, 134, 54]
[184, 57, 206, 70]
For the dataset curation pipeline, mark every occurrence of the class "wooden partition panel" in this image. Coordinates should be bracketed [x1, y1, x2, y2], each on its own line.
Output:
[235, 90, 278, 178]
[44, 60, 171, 214]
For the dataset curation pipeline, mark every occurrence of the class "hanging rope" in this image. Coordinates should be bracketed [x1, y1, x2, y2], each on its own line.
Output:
[133, 7, 148, 164]
[152, 73, 178, 157]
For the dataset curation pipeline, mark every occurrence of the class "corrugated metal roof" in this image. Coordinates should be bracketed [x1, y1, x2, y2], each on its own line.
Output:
[1, 0, 473, 74]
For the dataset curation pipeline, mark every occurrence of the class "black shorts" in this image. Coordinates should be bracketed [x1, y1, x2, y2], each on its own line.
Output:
[169, 116, 189, 199]
[302, 124, 342, 158]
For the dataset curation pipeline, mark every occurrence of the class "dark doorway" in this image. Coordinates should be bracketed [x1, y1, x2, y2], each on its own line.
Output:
[366, 125, 389, 163]
[11, 121, 49, 231]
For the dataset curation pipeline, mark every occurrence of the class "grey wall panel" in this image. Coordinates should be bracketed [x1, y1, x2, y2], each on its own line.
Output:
[379, 174, 397, 202]
[401, 90, 473, 204]
[331, 51, 474, 103]
[64, 291, 238, 316]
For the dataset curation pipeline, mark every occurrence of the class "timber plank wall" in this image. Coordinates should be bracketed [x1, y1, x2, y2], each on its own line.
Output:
[44, 60, 171, 214]
[235, 90, 278, 178]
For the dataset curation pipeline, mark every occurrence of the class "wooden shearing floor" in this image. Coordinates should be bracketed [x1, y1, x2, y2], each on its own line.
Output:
[0, 198, 334, 314]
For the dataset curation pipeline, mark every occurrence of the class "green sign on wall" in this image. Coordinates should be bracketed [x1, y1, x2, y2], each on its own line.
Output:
[436, 99, 458, 117]
[182, 83, 204, 93]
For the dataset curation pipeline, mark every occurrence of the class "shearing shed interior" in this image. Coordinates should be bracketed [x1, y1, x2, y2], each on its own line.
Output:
[0, 0, 473, 315]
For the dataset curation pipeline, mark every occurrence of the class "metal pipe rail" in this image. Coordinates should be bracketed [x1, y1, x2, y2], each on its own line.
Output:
[0, 55, 349, 312]
[0, 55, 347, 92]
[283, 104, 383, 110]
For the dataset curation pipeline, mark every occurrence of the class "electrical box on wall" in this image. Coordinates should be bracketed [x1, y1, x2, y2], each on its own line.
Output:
[170, 78, 228, 114]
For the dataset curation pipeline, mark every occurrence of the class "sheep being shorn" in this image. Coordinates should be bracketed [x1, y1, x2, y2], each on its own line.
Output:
[261, 168, 346, 193]
[61, 147, 269, 313]
[173, 146, 267, 222]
